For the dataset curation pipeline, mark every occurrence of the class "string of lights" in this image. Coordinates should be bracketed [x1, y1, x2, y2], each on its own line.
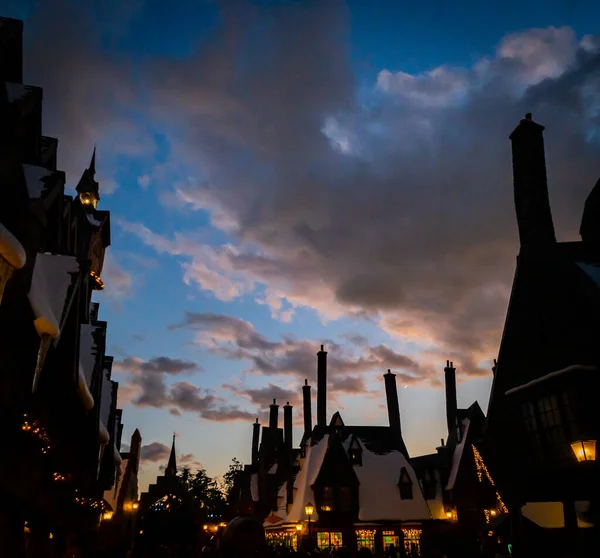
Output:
[21, 414, 51, 454]
[471, 444, 508, 514]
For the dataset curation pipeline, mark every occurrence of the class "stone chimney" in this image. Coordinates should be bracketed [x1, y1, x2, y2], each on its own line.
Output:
[251, 418, 260, 465]
[283, 402, 293, 452]
[383, 370, 402, 439]
[269, 399, 279, 429]
[444, 360, 457, 436]
[317, 345, 328, 428]
[302, 379, 312, 436]
[509, 113, 556, 251]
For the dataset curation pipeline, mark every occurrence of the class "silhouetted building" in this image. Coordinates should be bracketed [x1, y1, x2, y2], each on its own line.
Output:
[485, 113, 600, 557]
[0, 16, 135, 558]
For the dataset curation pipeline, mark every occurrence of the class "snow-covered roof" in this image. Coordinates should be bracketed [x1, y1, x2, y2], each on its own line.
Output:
[100, 367, 113, 427]
[99, 420, 110, 446]
[0, 221, 26, 269]
[28, 253, 79, 338]
[423, 469, 446, 520]
[577, 262, 600, 288]
[250, 473, 259, 502]
[354, 439, 431, 522]
[86, 213, 102, 227]
[280, 435, 330, 523]
[505, 365, 596, 396]
[77, 363, 95, 411]
[22, 164, 53, 199]
[268, 463, 278, 474]
[80, 323, 101, 384]
[446, 418, 471, 491]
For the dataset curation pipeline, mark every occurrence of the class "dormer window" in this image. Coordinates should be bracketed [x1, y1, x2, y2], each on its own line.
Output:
[320, 486, 333, 512]
[398, 467, 413, 500]
[349, 438, 362, 466]
[422, 469, 436, 500]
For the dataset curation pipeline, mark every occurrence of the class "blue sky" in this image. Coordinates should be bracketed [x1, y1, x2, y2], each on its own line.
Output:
[6, 0, 600, 489]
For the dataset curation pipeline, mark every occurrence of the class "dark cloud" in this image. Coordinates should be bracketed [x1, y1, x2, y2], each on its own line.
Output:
[225, 383, 300, 408]
[141, 442, 170, 463]
[17, 1, 600, 381]
[115, 356, 200, 375]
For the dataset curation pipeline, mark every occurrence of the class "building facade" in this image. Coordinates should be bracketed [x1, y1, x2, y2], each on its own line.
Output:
[485, 113, 600, 557]
[0, 16, 135, 557]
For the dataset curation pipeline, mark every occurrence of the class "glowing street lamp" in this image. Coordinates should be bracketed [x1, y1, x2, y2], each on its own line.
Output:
[571, 440, 596, 462]
[305, 502, 314, 538]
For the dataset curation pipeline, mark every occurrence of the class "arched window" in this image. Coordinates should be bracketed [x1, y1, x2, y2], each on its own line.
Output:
[398, 468, 413, 500]
[349, 438, 362, 466]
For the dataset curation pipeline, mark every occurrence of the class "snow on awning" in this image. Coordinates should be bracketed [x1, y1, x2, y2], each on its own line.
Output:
[77, 363, 95, 411]
[100, 367, 113, 427]
[22, 164, 53, 199]
[446, 418, 471, 491]
[79, 324, 101, 385]
[0, 221, 26, 269]
[28, 253, 79, 338]
[505, 365, 597, 396]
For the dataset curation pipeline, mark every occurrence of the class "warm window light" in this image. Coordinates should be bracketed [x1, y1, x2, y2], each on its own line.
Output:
[321, 505, 332, 511]
[203, 525, 208, 530]
[102, 511, 113, 520]
[305, 502, 314, 516]
[132, 502, 139, 510]
[490, 509, 497, 517]
[79, 192, 98, 209]
[571, 440, 596, 462]
[219, 522, 227, 527]
[296, 524, 302, 531]
[445, 511, 453, 518]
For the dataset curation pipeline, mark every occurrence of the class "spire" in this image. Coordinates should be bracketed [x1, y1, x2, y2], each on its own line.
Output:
[166, 433, 177, 477]
[76, 146, 100, 208]
[89, 145, 96, 177]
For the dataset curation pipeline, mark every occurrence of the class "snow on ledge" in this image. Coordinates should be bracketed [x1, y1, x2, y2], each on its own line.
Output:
[505, 365, 597, 396]
[22, 164, 53, 199]
[0, 221, 26, 268]
[77, 363, 95, 410]
[28, 253, 79, 338]
[99, 421, 110, 446]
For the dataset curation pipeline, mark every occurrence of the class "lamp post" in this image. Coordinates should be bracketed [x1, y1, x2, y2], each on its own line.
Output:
[305, 502, 314, 540]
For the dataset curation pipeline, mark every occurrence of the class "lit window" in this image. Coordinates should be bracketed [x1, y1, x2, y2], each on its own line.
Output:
[382, 531, 399, 554]
[402, 528, 422, 556]
[399, 468, 413, 500]
[356, 529, 375, 552]
[317, 532, 343, 550]
[321, 487, 333, 512]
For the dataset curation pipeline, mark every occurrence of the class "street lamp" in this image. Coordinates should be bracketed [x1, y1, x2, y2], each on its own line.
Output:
[305, 502, 314, 538]
[571, 440, 597, 462]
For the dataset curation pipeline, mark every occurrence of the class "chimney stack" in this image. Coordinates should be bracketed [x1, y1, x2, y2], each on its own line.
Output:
[269, 399, 279, 429]
[302, 379, 312, 436]
[251, 418, 260, 465]
[444, 360, 457, 436]
[317, 345, 327, 428]
[383, 370, 402, 439]
[283, 402, 293, 452]
[509, 112, 556, 251]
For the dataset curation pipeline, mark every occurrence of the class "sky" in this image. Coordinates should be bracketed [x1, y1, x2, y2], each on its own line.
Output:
[4, 0, 600, 491]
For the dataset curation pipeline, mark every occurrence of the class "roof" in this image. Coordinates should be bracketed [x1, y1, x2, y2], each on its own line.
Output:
[505, 364, 597, 396]
[446, 418, 471, 491]
[340, 425, 408, 456]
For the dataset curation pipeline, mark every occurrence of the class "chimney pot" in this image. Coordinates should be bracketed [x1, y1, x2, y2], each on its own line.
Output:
[269, 399, 279, 429]
[525, 112, 532, 120]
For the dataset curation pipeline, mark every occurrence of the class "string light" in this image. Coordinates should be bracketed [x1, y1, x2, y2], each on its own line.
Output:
[471, 445, 508, 514]
[402, 528, 422, 539]
[22, 414, 51, 453]
[89, 270, 104, 290]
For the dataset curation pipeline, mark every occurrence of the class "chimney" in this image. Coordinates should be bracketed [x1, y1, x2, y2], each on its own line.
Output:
[444, 360, 457, 436]
[269, 399, 279, 429]
[0, 17, 24, 84]
[383, 370, 402, 438]
[509, 113, 556, 251]
[283, 402, 293, 452]
[302, 379, 312, 436]
[317, 345, 327, 428]
[130, 428, 142, 475]
[251, 418, 260, 465]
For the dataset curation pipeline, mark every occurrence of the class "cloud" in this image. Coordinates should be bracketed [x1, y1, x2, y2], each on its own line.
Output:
[137, 174, 151, 189]
[141, 442, 170, 463]
[99, 251, 133, 304]
[114, 354, 255, 422]
[18, 1, 600, 382]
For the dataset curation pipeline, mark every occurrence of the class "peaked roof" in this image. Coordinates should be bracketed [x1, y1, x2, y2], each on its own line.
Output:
[75, 147, 100, 200]
[166, 434, 177, 477]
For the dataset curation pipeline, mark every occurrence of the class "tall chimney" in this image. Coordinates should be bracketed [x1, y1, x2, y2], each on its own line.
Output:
[444, 360, 457, 436]
[251, 418, 260, 465]
[509, 113, 556, 251]
[317, 345, 327, 428]
[302, 379, 312, 436]
[283, 402, 293, 452]
[383, 370, 402, 438]
[269, 399, 279, 429]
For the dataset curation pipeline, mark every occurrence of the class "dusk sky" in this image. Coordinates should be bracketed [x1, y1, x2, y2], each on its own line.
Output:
[4, 0, 600, 491]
